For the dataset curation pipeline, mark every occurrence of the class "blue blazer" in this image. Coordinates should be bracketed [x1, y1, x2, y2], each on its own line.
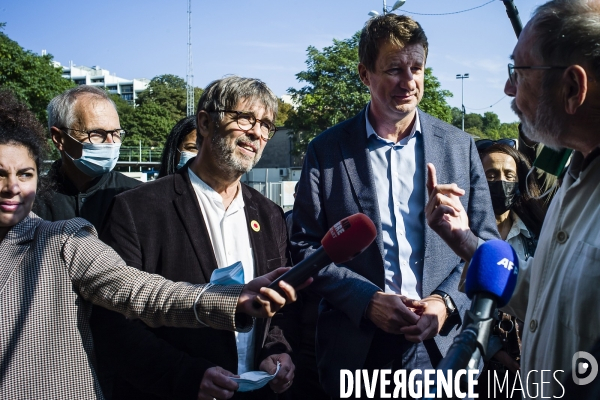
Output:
[290, 108, 500, 396]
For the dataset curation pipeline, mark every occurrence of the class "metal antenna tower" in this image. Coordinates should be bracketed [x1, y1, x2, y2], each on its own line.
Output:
[186, 0, 194, 116]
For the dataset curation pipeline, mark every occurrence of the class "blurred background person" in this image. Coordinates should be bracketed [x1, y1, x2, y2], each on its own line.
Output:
[33, 85, 140, 232]
[158, 115, 198, 178]
[476, 139, 545, 254]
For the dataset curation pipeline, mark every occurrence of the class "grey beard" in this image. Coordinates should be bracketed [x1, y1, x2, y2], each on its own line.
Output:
[511, 95, 565, 151]
[211, 130, 261, 175]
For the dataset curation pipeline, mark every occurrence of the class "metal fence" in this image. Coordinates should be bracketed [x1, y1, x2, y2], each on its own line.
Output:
[246, 181, 282, 206]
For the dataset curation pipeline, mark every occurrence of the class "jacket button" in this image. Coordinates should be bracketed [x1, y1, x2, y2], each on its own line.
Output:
[529, 319, 538, 332]
[556, 231, 568, 243]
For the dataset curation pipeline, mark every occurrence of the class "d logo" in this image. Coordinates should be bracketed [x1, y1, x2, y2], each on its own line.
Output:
[572, 351, 599, 385]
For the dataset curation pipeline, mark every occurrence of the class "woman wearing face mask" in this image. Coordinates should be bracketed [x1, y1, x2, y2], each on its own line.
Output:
[475, 140, 546, 399]
[0, 90, 300, 400]
[477, 140, 545, 259]
[158, 115, 198, 178]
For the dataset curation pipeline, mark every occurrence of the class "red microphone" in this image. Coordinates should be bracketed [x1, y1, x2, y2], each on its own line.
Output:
[267, 213, 377, 295]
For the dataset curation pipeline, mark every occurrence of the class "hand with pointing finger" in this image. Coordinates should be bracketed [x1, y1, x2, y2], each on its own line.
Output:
[425, 163, 478, 262]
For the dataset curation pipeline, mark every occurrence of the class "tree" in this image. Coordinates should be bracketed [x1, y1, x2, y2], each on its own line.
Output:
[116, 74, 204, 146]
[275, 98, 294, 127]
[482, 111, 501, 133]
[287, 31, 454, 156]
[420, 68, 453, 123]
[0, 23, 75, 126]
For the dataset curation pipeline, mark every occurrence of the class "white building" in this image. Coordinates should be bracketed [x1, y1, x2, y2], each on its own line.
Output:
[56, 61, 149, 104]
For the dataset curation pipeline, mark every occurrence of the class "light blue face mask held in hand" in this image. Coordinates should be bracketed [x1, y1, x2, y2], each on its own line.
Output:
[66, 142, 121, 178]
[210, 261, 245, 285]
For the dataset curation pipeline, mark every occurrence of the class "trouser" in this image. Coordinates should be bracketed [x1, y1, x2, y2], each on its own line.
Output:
[333, 329, 442, 400]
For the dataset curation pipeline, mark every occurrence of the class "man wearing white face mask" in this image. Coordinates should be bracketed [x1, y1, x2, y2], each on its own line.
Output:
[34, 85, 140, 231]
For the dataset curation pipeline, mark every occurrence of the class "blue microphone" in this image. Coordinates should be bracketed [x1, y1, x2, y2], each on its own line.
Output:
[428, 240, 519, 399]
[465, 239, 519, 308]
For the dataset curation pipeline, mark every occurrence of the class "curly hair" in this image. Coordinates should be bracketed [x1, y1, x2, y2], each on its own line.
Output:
[158, 115, 197, 178]
[479, 143, 546, 237]
[0, 89, 48, 172]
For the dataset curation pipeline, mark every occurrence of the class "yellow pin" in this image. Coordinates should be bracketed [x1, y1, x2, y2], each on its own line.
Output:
[250, 220, 260, 232]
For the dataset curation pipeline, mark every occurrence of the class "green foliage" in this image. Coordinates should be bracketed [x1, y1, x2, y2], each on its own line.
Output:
[0, 23, 75, 127]
[112, 75, 203, 146]
[420, 68, 453, 123]
[451, 107, 519, 140]
[286, 32, 370, 155]
[275, 98, 294, 127]
[287, 31, 454, 156]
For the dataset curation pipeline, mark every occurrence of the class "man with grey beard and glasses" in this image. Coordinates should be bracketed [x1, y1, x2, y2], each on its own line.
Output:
[93, 76, 297, 400]
[426, 0, 600, 396]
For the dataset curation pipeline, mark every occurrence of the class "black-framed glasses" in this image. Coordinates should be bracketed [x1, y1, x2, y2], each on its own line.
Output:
[60, 127, 126, 144]
[508, 63, 568, 86]
[214, 109, 277, 141]
[476, 138, 517, 152]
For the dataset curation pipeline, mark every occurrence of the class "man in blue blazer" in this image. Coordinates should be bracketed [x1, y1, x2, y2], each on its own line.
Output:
[290, 14, 499, 398]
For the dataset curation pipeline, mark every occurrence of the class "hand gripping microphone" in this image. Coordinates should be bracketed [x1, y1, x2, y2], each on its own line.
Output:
[267, 213, 377, 296]
[430, 240, 519, 398]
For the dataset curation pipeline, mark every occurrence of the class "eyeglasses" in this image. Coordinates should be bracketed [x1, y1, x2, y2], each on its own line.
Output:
[214, 109, 277, 141]
[60, 127, 126, 144]
[476, 138, 517, 152]
[507, 63, 568, 86]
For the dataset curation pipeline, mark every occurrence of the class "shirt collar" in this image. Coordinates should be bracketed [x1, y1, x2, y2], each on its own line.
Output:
[365, 102, 421, 145]
[187, 168, 245, 212]
[506, 212, 532, 241]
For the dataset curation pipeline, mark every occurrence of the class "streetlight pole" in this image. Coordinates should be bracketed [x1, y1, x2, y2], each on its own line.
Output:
[369, 0, 405, 17]
[456, 73, 469, 131]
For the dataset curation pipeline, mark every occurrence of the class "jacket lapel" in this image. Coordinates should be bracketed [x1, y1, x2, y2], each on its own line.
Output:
[241, 186, 269, 276]
[420, 110, 447, 268]
[338, 109, 385, 258]
[172, 168, 219, 282]
[0, 214, 39, 294]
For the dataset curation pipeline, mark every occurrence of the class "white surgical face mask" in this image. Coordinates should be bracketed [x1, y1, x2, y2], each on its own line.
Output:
[66, 142, 121, 178]
[176, 150, 197, 170]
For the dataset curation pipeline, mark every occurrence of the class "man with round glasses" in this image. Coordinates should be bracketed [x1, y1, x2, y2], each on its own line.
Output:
[95, 76, 296, 400]
[33, 85, 140, 231]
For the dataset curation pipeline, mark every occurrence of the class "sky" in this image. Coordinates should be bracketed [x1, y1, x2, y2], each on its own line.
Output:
[2, 0, 546, 123]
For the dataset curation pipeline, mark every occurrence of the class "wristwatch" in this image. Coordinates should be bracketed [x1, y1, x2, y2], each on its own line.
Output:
[431, 290, 456, 316]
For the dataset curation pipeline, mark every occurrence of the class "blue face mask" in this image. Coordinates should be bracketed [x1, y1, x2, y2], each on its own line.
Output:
[210, 261, 245, 285]
[176, 150, 197, 170]
[66, 142, 121, 178]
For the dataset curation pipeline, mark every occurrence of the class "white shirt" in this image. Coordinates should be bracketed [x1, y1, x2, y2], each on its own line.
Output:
[505, 212, 534, 261]
[188, 169, 256, 375]
[503, 151, 600, 396]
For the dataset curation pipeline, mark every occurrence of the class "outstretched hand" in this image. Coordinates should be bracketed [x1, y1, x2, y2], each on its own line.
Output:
[237, 268, 311, 318]
[425, 163, 478, 262]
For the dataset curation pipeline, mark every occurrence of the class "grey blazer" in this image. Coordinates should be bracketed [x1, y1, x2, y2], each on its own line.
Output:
[291, 108, 500, 395]
[0, 214, 250, 399]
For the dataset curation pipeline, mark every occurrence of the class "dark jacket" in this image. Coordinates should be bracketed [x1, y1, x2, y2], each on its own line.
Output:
[33, 159, 141, 231]
[95, 166, 292, 400]
[290, 109, 500, 395]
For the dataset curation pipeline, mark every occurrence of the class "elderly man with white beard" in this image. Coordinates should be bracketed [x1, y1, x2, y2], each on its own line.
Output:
[425, 0, 600, 396]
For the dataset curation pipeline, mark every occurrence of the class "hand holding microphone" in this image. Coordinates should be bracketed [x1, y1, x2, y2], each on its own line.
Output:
[437, 239, 519, 374]
[253, 213, 377, 310]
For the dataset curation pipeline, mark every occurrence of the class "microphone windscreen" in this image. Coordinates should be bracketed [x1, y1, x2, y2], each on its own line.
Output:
[465, 240, 519, 307]
[321, 213, 377, 264]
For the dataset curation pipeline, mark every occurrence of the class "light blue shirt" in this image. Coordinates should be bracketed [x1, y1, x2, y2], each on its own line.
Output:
[365, 104, 425, 299]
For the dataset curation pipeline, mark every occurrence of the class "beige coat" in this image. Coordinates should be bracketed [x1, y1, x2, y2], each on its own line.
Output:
[0, 214, 250, 399]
